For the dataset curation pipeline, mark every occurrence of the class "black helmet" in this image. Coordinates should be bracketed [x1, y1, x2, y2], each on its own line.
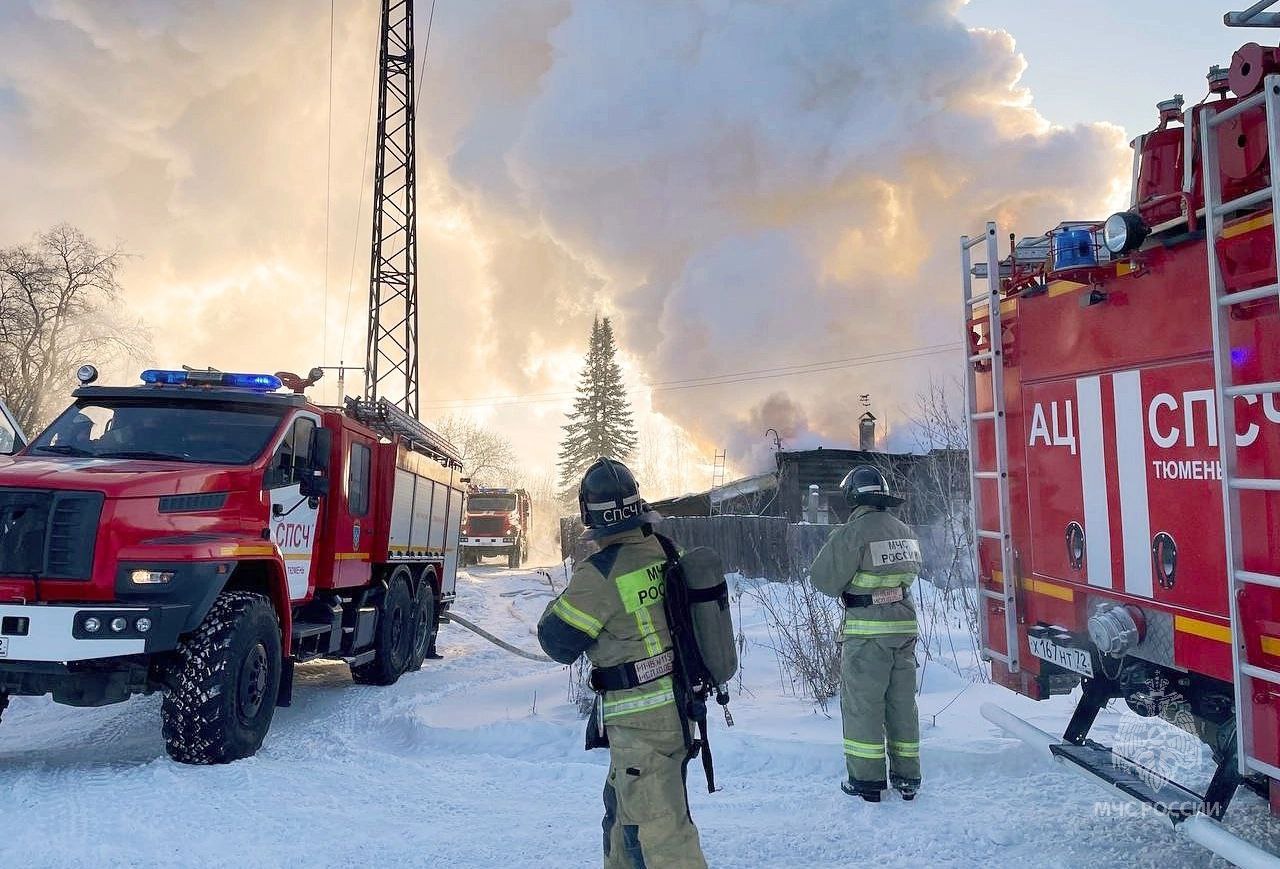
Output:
[840, 464, 903, 509]
[578, 457, 661, 541]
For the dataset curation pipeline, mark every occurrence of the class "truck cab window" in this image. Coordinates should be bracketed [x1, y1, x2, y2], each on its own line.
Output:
[348, 442, 371, 517]
[267, 417, 316, 488]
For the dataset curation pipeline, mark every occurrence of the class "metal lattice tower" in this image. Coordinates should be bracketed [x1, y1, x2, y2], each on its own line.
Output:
[365, 0, 420, 417]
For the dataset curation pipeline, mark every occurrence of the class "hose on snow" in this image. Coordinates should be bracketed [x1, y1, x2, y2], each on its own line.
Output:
[442, 611, 556, 663]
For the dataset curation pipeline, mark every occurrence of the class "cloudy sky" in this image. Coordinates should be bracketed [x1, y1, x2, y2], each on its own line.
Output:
[0, 0, 1262, 495]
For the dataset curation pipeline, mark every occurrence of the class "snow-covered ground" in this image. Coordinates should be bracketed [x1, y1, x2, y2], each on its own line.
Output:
[2, 565, 1278, 868]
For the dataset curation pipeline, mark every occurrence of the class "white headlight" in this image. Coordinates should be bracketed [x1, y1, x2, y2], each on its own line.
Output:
[83, 617, 101, 633]
[130, 569, 175, 585]
[135, 617, 152, 633]
[110, 617, 128, 633]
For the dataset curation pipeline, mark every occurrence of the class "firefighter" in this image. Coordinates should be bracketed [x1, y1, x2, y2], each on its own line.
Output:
[810, 464, 923, 803]
[537, 457, 708, 869]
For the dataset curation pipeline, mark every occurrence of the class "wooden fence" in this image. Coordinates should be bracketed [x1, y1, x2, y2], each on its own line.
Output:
[558, 515, 961, 585]
[559, 515, 837, 582]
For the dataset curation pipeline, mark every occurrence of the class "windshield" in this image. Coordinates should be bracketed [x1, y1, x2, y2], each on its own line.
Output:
[468, 495, 517, 513]
[28, 399, 286, 465]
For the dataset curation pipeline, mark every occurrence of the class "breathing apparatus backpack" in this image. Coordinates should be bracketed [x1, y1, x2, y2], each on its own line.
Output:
[653, 533, 738, 793]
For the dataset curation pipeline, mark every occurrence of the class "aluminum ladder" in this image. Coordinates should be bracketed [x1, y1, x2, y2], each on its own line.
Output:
[961, 221, 1019, 673]
[1201, 78, 1280, 783]
[709, 449, 727, 516]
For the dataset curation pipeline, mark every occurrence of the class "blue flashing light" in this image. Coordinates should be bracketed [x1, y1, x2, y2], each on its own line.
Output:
[224, 373, 282, 391]
[139, 369, 281, 391]
[1231, 347, 1250, 366]
[140, 369, 188, 385]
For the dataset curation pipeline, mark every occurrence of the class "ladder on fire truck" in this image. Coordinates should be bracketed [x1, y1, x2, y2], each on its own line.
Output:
[346, 397, 462, 469]
[961, 222, 1020, 673]
[1201, 37, 1280, 785]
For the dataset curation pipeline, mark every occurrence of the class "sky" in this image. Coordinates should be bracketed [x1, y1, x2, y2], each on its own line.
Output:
[0, 0, 1263, 497]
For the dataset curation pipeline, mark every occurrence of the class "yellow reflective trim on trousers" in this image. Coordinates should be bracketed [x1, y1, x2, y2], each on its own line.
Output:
[843, 738, 886, 759]
[889, 740, 920, 757]
[842, 619, 918, 637]
[849, 572, 917, 589]
[552, 598, 604, 638]
[602, 677, 676, 720]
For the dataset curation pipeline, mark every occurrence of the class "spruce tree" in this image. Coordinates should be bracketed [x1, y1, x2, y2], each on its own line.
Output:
[557, 316, 638, 490]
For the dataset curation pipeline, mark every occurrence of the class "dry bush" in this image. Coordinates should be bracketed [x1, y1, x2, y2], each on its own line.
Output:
[746, 578, 843, 711]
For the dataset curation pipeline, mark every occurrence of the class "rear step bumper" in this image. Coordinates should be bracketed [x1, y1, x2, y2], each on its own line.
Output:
[981, 703, 1279, 869]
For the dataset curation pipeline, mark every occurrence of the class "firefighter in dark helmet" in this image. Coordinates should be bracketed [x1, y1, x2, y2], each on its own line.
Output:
[537, 458, 707, 869]
[810, 465, 923, 803]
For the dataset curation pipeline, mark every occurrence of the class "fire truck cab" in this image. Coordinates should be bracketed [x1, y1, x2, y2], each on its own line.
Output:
[0, 367, 465, 764]
[459, 486, 531, 568]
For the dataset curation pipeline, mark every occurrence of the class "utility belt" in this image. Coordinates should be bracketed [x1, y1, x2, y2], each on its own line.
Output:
[590, 649, 675, 692]
[841, 586, 905, 608]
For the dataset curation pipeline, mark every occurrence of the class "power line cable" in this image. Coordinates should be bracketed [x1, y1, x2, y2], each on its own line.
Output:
[422, 342, 963, 410]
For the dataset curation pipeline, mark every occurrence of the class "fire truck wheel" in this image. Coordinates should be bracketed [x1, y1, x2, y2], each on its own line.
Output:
[351, 571, 414, 686]
[406, 583, 438, 673]
[0, 692, 8, 723]
[161, 591, 282, 765]
[507, 546, 520, 569]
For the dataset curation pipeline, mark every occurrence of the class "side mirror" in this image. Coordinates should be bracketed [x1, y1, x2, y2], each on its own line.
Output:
[299, 470, 330, 499]
[0, 400, 27, 456]
[299, 428, 332, 498]
[309, 428, 332, 474]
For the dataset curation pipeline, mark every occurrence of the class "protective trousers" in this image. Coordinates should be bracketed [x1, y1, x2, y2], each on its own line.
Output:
[840, 634, 921, 787]
[601, 723, 707, 869]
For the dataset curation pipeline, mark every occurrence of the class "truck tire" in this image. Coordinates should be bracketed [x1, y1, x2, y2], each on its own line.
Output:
[351, 570, 413, 686]
[0, 692, 8, 724]
[406, 582, 438, 673]
[507, 545, 520, 569]
[161, 591, 282, 765]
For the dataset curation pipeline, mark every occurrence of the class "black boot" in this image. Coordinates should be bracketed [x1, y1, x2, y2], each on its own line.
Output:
[892, 778, 920, 801]
[841, 779, 886, 803]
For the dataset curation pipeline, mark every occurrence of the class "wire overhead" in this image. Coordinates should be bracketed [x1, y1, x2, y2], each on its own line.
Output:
[421, 342, 963, 410]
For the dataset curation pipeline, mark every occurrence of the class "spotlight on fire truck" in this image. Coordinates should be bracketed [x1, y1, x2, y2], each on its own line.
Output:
[75, 364, 99, 385]
[1103, 211, 1149, 255]
[139, 369, 283, 391]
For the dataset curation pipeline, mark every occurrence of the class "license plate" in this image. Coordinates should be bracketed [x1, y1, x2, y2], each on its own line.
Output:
[0, 637, 7, 658]
[1028, 635, 1093, 677]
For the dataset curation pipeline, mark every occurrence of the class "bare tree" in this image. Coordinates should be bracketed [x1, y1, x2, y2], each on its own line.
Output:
[902, 377, 984, 681]
[432, 414, 518, 485]
[0, 225, 147, 432]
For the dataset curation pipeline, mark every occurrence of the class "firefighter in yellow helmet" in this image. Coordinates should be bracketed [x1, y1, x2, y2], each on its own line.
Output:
[537, 458, 707, 869]
[811, 464, 923, 802]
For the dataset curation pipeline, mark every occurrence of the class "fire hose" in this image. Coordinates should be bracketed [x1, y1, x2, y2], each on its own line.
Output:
[440, 611, 555, 663]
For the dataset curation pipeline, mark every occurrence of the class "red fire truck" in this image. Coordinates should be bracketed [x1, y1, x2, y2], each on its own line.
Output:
[0, 367, 466, 763]
[963, 16, 1280, 855]
[459, 486, 530, 568]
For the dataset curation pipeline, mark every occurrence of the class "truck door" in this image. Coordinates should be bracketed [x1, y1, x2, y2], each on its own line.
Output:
[0, 399, 26, 454]
[265, 412, 323, 601]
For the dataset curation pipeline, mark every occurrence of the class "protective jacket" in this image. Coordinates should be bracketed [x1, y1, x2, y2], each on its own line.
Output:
[811, 505, 921, 638]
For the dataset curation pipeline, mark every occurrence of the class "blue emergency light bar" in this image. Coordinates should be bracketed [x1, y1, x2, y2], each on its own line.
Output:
[140, 370, 282, 391]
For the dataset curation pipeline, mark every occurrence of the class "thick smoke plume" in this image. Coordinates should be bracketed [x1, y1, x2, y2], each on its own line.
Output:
[0, 0, 1129, 487]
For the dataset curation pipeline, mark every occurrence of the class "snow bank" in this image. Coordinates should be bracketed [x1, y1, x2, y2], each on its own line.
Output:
[0, 566, 1276, 867]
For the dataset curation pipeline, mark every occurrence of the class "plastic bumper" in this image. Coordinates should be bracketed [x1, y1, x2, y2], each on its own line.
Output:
[460, 536, 515, 548]
[0, 602, 188, 663]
